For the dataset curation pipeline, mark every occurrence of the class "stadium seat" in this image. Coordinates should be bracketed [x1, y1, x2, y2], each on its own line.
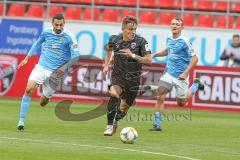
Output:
[101, 9, 119, 22]
[96, 0, 118, 5]
[159, 12, 176, 25]
[214, 1, 228, 11]
[140, 0, 156, 8]
[121, 9, 136, 21]
[195, 1, 213, 11]
[60, 0, 80, 3]
[0, 3, 3, 16]
[7, 4, 25, 17]
[176, 0, 194, 9]
[118, 0, 136, 6]
[183, 13, 194, 26]
[231, 2, 240, 12]
[83, 8, 100, 21]
[157, 0, 176, 9]
[26, 5, 45, 18]
[196, 14, 214, 28]
[65, 7, 82, 20]
[80, 0, 91, 4]
[216, 15, 233, 29]
[139, 11, 158, 24]
[49, 6, 63, 17]
[234, 16, 240, 29]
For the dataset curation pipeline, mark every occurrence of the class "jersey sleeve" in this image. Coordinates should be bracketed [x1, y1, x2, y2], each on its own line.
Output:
[105, 35, 117, 50]
[184, 39, 196, 56]
[140, 38, 151, 56]
[68, 31, 80, 59]
[27, 31, 46, 56]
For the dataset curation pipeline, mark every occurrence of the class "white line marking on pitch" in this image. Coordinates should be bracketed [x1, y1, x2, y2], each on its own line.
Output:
[0, 136, 201, 160]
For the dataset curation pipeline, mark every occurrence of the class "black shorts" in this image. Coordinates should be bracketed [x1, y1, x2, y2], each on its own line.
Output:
[110, 76, 139, 106]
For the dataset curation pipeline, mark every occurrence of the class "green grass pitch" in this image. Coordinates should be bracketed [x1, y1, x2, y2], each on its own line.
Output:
[0, 98, 240, 160]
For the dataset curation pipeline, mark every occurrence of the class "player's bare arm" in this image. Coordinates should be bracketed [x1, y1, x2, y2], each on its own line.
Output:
[103, 44, 113, 80]
[18, 56, 30, 69]
[179, 55, 198, 80]
[152, 49, 168, 58]
[119, 48, 152, 64]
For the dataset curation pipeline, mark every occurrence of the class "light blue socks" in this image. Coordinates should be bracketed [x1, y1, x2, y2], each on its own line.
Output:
[154, 112, 162, 127]
[18, 95, 31, 124]
[189, 82, 199, 95]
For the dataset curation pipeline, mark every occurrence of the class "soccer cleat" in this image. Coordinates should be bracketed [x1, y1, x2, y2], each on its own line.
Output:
[17, 121, 25, 131]
[103, 124, 118, 136]
[149, 125, 162, 131]
[194, 79, 204, 90]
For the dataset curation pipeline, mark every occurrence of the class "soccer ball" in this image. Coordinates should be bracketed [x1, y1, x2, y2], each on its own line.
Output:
[120, 127, 138, 144]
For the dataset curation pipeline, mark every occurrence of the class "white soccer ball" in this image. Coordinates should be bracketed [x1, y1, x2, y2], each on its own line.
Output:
[120, 127, 138, 144]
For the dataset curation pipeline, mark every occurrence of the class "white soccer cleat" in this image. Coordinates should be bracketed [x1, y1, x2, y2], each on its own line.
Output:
[103, 125, 117, 136]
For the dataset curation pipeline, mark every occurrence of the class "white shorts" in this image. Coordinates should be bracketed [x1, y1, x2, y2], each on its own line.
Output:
[160, 72, 189, 99]
[29, 64, 55, 98]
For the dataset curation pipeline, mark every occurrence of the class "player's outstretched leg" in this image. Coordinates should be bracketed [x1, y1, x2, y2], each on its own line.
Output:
[104, 97, 120, 136]
[149, 95, 165, 131]
[17, 80, 38, 131]
[177, 79, 205, 107]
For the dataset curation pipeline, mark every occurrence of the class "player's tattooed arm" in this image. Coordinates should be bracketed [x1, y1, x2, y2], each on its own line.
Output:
[103, 44, 113, 80]
[152, 49, 168, 58]
[119, 49, 151, 64]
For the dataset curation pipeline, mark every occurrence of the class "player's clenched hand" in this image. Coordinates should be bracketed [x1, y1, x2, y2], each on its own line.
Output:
[18, 56, 29, 69]
[56, 69, 64, 78]
[102, 65, 109, 81]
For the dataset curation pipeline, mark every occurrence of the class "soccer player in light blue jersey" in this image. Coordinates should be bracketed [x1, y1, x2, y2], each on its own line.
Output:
[149, 17, 204, 131]
[17, 14, 80, 130]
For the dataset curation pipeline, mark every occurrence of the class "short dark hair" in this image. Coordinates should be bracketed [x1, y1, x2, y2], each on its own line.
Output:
[122, 16, 138, 28]
[52, 13, 65, 23]
[232, 34, 240, 39]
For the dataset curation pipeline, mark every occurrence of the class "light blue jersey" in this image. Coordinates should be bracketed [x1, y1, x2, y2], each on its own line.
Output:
[166, 35, 195, 78]
[27, 28, 80, 71]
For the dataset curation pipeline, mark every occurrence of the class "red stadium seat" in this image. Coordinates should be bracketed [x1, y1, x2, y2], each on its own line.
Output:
[101, 9, 119, 22]
[159, 12, 176, 25]
[80, 0, 91, 4]
[216, 15, 233, 29]
[234, 16, 240, 29]
[121, 10, 136, 21]
[158, 0, 176, 9]
[118, 0, 136, 6]
[196, 14, 214, 28]
[26, 5, 45, 18]
[231, 2, 240, 12]
[139, 11, 158, 24]
[7, 4, 25, 17]
[140, 0, 156, 8]
[65, 7, 82, 20]
[195, 1, 213, 11]
[96, 0, 118, 5]
[83, 8, 100, 21]
[183, 13, 194, 26]
[60, 0, 80, 3]
[0, 3, 3, 16]
[49, 6, 63, 17]
[214, 1, 228, 11]
[176, 0, 194, 9]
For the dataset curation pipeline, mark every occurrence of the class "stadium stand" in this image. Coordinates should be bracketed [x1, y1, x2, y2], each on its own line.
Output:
[0, 0, 239, 29]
